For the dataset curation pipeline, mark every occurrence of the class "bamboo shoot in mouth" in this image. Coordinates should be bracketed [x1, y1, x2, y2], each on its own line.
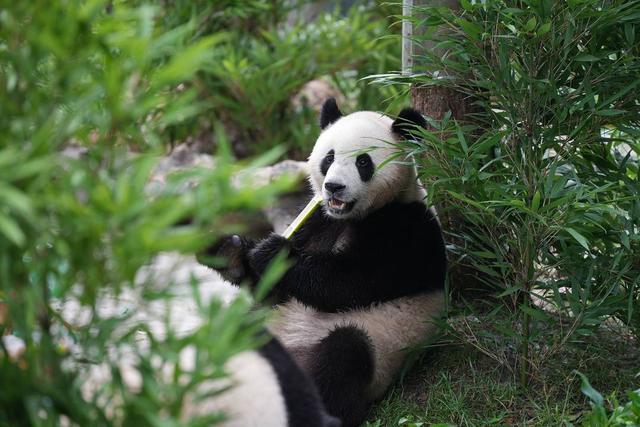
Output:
[282, 196, 323, 239]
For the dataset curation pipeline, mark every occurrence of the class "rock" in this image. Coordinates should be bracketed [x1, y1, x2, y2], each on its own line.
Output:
[146, 142, 216, 195]
[265, 190, 312, 235]
[62, 138, 314, 237]
[1, 335, 25, 361]
[61, 143, 89, 159]
[291, 79, 346, 114]
[234, 160, 311, 234]
[149, 142, 311, 235]
[46, 145, 314, 413]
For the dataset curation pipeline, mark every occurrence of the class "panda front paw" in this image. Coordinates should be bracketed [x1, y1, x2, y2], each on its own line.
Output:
[248, 233, 291, 275]
[199, 234, 250, 285]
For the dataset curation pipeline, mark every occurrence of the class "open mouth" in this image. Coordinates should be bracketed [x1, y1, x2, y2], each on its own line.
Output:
[326, 197, 356, 215]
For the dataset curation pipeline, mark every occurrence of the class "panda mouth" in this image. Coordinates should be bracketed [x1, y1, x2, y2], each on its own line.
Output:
[326, 197, 356, 214]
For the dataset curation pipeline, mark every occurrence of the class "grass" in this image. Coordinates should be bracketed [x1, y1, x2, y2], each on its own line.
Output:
[366, 318, 639, 427]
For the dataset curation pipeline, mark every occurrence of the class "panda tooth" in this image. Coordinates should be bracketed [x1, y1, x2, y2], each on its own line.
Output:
[328, 198, 347, 210]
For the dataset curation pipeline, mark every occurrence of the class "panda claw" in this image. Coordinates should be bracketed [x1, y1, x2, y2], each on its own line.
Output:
[228, 267, 244, 282]
[231, 234, 242, 247]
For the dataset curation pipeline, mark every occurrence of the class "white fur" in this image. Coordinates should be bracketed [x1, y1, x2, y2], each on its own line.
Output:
[308, 111, 426, 219]
[267, 291, 443, 399]
[184, 350, 288, 427]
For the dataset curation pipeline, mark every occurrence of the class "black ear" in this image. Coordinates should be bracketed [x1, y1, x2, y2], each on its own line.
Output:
[391, 107, 426, 140]
[320, 97, 343, 129]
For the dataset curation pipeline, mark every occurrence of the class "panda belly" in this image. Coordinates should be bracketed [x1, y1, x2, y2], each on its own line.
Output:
[267, 290, 444, 399]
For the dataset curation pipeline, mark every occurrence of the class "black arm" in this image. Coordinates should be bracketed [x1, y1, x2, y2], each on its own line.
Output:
[257, 251, 411, 312]
[247, 219, 445, 312]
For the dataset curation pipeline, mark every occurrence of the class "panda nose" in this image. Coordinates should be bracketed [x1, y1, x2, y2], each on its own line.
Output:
[324, 182, 345, 194]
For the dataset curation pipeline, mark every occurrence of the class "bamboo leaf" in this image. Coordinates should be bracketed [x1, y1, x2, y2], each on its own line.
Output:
[565, 227, 590, 250]
[0, 214, 25, 246]
[524, 16, 537, 32]
[537, 22, 551, 36]
[531, 190, 541, 212]
[575, 54, 600, 62]
[576, 372, 604, 406]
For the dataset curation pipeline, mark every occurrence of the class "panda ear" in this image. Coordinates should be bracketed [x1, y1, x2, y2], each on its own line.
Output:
[391, 107, 426, 140]
[320, 98, 343, 129]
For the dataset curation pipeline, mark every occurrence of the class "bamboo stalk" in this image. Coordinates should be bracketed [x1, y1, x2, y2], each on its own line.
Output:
[402, 0, 414, 76]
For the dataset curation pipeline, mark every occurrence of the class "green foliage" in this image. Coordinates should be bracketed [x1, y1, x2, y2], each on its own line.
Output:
[375, 0, 640, 383]
[100, 1, 408, 158]
[1, 1, 219, 150]
[577, 372, 640, 426]
[198, 2, 406, 158]
[0, 1, 293, 425]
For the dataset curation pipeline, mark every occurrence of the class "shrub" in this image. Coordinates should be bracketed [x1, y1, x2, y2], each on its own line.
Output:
[198, 2, 407, 158]
[113, 1, 406, 158]
[375, 0, 640, 383]
[577, 372, 640, 426]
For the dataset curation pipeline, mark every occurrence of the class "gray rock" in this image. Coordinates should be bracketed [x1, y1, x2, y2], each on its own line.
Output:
[149, 142, 311, 234]
[291, 79, 346, 114]
[246, 160, 311, 234]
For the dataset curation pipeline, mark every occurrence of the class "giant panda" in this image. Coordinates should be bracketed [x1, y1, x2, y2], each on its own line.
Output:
[208, 98, 447, 426]
[188, 335, 340, 427]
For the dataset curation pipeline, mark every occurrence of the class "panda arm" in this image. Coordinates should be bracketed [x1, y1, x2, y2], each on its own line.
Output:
[248, 232, 436, 312]
[247, 203, 446, 311]
[205, 207, 329, 287]
[247, 243, 375, 311]
[200, 235, 260, 285]
[277, 251, 435, 312]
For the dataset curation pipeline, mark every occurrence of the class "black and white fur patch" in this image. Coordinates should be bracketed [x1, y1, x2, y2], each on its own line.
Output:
[193, 336, 339, 427]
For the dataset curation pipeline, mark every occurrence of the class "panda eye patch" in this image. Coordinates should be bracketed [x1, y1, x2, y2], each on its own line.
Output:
[320, 149, 335, 176]
[355, 153, 374, 182]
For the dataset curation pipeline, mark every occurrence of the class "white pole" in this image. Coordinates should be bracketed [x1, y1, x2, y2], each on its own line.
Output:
[402, 0, 414, 76]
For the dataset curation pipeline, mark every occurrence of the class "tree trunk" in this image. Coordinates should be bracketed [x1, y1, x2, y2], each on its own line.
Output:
[410, 0, 487, 299]
[411, 86, 476, 124]
[413, 86, 487, 299]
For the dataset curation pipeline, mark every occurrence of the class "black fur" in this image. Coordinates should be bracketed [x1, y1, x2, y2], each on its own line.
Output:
[391, 107, 426, 140]
[320, 98, 343, 129]
[355, 153, 374, 182]
[199, 234, 257, 285]
[216, 200, 446, 312]
[320, 149, 335, 176]
[259, 337, 341, 427]
[308, 325, 374, 427]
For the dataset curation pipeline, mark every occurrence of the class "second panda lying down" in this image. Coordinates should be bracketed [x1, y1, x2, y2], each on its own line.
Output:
[200, 335, 340, 427]
[207, 99, 446, 426]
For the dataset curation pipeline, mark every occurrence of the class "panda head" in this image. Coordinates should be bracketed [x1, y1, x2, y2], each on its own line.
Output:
[308, 98, 427, 220]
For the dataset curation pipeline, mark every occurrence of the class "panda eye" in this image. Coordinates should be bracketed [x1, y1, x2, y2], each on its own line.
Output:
[357, 156, 370, 167]
[355, 153, 374, 182]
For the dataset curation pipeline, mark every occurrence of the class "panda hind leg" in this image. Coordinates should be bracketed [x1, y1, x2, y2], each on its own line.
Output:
[309, 325, 375, 427]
